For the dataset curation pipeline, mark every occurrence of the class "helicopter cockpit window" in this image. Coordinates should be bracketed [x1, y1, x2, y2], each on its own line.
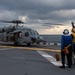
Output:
[35, 31, 39, 35]
[29, 30, 34, 35]
[33, 31, 36, 35]
[25, 32, 29, 37]
[33, 31, 39, 35]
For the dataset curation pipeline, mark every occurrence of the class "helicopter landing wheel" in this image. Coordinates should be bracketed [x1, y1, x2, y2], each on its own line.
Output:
[27, 43, 31, 46]
[14, 41, 19, 46]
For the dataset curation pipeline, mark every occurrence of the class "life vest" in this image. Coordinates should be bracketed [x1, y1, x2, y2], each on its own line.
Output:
[72, 33, 75, 43]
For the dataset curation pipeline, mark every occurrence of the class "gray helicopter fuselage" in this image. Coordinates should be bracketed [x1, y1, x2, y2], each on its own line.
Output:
[0, 26, 46, 46]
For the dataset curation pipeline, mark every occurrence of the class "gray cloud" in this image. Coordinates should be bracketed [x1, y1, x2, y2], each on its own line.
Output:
[0, 0, 75, 30]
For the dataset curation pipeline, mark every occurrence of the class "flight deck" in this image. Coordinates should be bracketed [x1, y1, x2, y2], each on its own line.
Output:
[0, 42, 75, 75]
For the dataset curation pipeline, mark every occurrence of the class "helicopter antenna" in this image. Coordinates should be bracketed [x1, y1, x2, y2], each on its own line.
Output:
[0, 20, 25, 26]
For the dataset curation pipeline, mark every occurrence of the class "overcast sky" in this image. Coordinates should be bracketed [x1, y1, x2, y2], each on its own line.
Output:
[0, 0, 75, 34]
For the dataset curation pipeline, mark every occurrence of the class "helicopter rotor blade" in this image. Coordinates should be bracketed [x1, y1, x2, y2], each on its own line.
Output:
[0, 20, 64, 27]
[0, 20, 12, 23]
[25, 22, 63, 25]
[11, 20, 25, 24]
[43, 23, 63, 25]
[0, 20, 25, 26]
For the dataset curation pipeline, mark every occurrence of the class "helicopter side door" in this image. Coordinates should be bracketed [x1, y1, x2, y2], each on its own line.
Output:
[8, 30, 22, 45]
[0, 32, 7, 41]
[13, 32, 22, 41]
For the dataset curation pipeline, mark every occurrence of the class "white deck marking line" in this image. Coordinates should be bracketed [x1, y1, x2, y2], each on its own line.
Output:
[37, 50, 67, 66]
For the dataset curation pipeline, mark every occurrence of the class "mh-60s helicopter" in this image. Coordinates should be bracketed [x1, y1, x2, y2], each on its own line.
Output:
[0, 20, 46, 46]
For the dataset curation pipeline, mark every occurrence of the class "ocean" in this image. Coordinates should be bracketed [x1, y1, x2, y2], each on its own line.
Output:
[41, 35, 62, 43]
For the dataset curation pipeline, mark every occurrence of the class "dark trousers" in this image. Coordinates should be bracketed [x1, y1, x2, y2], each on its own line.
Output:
[61, 47, 72, 67]
[73, 43, 75, 64]
[73, 43, 75, 54]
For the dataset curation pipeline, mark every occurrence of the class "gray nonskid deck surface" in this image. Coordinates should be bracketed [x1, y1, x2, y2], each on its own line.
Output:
[0, 44, 75, 75]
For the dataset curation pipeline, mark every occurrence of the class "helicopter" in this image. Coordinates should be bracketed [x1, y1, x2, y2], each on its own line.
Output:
[0, 20, 46, 46]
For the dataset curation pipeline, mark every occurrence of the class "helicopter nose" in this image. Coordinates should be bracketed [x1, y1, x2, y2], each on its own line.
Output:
[31, 37, 36, 42]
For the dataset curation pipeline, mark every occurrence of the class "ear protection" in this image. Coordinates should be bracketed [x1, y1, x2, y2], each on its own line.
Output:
[63, 29, 69, 34]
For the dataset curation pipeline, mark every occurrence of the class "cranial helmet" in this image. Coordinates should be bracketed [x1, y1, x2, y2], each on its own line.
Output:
[63, 29, 69, 34]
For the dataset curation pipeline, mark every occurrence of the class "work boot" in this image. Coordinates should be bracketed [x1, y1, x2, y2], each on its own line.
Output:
[74, 63, 75, 65]
[59, 66, 65, 69]
[68, 65, 71, 68]
[74, 58, 75, 65]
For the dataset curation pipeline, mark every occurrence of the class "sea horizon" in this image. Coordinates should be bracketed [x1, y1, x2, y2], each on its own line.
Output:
[41, 35, 62, 43]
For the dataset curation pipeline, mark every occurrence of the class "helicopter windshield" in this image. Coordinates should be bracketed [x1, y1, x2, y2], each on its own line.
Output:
[34, 31, 39, 35]
[29, 30, 34, 35]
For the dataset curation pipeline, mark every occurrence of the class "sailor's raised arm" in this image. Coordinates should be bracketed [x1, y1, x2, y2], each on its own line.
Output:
[71, 22, 75, 28]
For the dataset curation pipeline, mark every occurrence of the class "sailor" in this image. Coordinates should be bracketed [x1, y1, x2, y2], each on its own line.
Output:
[71, 27, 75, 65]
[59, 29, 73, 68]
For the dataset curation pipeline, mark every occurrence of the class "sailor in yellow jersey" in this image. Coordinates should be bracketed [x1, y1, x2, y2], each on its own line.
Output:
[71, 22, 75, 65]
